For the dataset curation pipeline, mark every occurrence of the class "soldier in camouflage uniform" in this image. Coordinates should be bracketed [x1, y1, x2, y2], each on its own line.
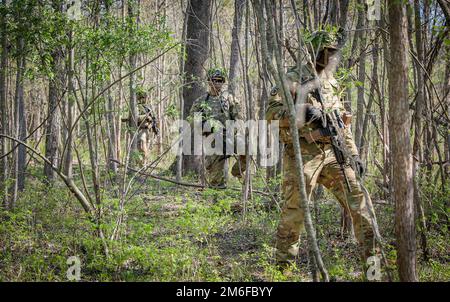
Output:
[266, 31, 377, 264]
[136, 91, 157, 165]
[190, 68, 245, 187]
[122, 91, 158, 165]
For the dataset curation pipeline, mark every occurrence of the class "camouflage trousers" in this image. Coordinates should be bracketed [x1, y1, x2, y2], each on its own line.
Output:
[205, 155, 227, 187]
[205, 155, 247, 187]
[137, 128, 151, 165]
[276, 145, 376, 263]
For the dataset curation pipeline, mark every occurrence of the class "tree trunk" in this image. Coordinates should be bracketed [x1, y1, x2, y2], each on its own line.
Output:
[241, 0, 253, 211]
[338, 0, 349, 29]
[44, 48, 62, 183]
[64, 30, 75, 179]
[360, 43, 378, 162]
[0, 0, 9, 208]
[128, 0, 139, 158]
[11, 37, 27, 207]
[387, 1, 418, 282]
[354, 5, 366, 151]
[412, 0, 429, 261]
[228, 0, 244, 96]
[444, 56, 450, 178]
[182, 0, 212, 174]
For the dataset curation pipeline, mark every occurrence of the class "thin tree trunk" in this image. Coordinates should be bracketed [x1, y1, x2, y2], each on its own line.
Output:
[11, 37, 27, 207]
[176, 0, 188, 182]
[412, 0, 428, 261]
[360, 43, 378, 162]
[387, 1, 418, 282]
[228, 0, 244, 96]
[0, 0, 9, 208]
[241, 0, 253, 213]
[380, 7, 390, 201]
[64, 30, 75, 178]
[44, 49, 62, 183]
[128, 0, 139, 158]
[338, 0, 349, 29]
[354, 5, 367, 151]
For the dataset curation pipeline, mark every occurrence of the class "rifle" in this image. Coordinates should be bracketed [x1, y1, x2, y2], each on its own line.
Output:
[142, 105, 159, 136]
[294, 54, 353, 192]
[312, 90, 352, 192]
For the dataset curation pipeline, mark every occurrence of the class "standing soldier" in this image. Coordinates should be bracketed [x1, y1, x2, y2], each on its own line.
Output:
[266, 30, 378, 267]
[189, 68, 245, 187]
[122, 90, 159, 165]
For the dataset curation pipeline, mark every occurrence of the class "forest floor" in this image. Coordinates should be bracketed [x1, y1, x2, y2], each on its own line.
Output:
[0, 164, 449, 282]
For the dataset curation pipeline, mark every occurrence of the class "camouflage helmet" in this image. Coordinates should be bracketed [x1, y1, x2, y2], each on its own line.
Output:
[207, 68, 226, 82]
[136, 89, 148, 102]
[309, 28, 345, 53]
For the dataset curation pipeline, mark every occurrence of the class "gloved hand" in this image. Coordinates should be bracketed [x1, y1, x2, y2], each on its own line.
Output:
[304, 104, 325, 128]
[231, 156, 247, 178]
[353, 155, 365, 177]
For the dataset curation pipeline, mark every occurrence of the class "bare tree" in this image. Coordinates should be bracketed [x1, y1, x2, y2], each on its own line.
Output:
[63, 28, 75, 179]
[127, 0, 140, 158]
[44, 48, 62, 183]
[0, 0, 8, 208]
[412, 0, 429, 261]
[387, 1, 418, 282]
[228, 0, 244, 96]
[11, 36, 27, 207]
[354, 4, 367, 151]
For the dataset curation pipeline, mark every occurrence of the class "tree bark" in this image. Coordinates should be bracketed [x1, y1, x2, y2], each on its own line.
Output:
[127, 0, 139, 157]
[14, 37, 26, 194]
[354, 5, 367, 151]
[182, 0, 212, 173]
[412, 0, 428, 261]
[10, 36, 26, 208]
[387, 1, 418, 282]
[44, 0, 66, 183]
[44, 48, 62, 183]
[64, 30, 75, 179]
[0, 0, 9, 208]
[228, 0, 244, 96]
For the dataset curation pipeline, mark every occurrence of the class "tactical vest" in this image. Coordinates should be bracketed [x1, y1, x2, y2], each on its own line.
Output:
[198, 91, 233, 128]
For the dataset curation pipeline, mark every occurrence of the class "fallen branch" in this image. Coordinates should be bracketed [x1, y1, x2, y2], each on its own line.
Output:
[0, 134, 93, 214]
[112, 159, 274, 197]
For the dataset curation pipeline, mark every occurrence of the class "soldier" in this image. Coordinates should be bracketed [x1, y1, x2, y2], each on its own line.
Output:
[189, 68, 246, 187]
[266, 30, 377, 267]
[122, 91, 159, 165]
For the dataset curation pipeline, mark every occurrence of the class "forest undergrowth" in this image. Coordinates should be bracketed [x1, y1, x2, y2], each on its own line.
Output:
[1, 163, 448, 282]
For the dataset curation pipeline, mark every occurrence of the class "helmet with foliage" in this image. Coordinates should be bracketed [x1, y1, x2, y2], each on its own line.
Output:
[207, 68, 227, 82]
[136, 88, 148, 103]
[305, 27, 346, 69]
[307, 27, 346, 53]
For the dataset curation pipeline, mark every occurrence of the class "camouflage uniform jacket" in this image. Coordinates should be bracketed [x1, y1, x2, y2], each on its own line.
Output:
[266, 72, 359, 157]
[190, 90, 241, 131]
